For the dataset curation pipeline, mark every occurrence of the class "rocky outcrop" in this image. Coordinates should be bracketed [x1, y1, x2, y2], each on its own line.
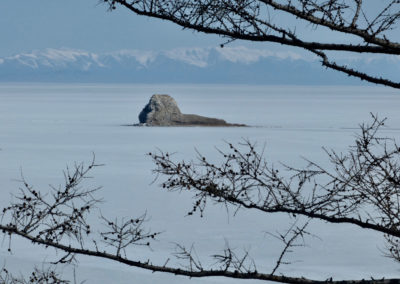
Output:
[138, 94, 244, 126]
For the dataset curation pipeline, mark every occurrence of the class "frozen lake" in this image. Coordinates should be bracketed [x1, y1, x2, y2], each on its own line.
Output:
[0, 84, 400, 283]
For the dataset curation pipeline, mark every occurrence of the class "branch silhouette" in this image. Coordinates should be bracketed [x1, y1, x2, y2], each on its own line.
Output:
[103, 0, 400, 88]
[2, 115, 400, 283]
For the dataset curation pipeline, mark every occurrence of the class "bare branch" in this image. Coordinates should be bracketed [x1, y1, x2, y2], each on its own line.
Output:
[1, 136, 399, 283]
[102, 0, 400, 88]
[151, 114, 400, 253]
[269, 220, 310, 275]
[0, 265, 69, 284]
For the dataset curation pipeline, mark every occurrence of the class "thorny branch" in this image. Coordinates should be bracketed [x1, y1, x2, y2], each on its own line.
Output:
[151, 114, 400, 262]
[103, 0, 400, 88]
[100, 214, 160, 257]
[211, 242, 256, 273]
[0, 266, 69, 284]
[268, 221, 312, 275]
[0, 157, 160, 280]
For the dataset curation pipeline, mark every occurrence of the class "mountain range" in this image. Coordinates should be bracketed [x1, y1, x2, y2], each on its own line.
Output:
[0, 46, 398, 84]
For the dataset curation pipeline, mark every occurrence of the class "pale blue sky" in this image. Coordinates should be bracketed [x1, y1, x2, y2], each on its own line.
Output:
[0, 0, 225, 56]
[0, 1, 397, 57]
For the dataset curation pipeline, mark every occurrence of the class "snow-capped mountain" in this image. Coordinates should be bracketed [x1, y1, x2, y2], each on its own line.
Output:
[0, 46, 398, 84]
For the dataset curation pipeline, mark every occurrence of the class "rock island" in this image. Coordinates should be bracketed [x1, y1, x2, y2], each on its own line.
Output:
[138, 94, 245, 127]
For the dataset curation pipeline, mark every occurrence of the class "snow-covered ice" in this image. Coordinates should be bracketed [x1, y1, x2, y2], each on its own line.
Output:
[0, 84, 399, 283]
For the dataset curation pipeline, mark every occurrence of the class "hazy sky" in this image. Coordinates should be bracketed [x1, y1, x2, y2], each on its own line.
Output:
[0, 0, 230, 56]
[1, 1, 397, 57]
[0, 0, 335, 57]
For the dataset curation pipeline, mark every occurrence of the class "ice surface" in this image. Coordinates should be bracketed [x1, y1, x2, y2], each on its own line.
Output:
[0, 84, 399, 283]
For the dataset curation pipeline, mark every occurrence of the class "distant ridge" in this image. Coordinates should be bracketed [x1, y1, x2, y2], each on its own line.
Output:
[0, 46, 398, 84]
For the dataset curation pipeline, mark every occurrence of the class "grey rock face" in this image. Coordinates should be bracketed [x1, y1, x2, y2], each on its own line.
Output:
[138, 94, 243, 126]
[138, 94, 182, 126]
